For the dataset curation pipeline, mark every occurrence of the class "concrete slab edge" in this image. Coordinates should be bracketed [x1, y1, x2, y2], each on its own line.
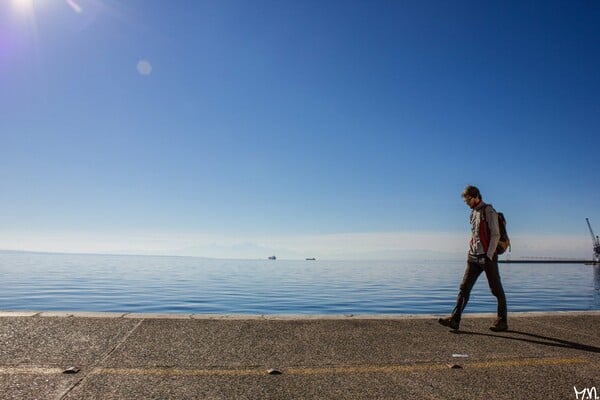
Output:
[0, 310, 599, 319]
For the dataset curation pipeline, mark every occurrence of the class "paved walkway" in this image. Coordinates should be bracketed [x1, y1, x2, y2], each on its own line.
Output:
[0, 311, 599, 399]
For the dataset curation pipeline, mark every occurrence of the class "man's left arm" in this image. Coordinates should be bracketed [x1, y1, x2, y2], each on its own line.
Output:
[486, 207, 501, 259]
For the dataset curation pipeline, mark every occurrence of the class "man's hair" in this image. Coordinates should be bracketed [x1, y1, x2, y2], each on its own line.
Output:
[462, 185, 481, 200]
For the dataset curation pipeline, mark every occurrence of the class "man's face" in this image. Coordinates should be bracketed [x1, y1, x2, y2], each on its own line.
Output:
[463, 195, 478, 209]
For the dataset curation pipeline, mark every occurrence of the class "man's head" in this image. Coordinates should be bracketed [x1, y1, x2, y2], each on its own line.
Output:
[462, 185, 481, 209]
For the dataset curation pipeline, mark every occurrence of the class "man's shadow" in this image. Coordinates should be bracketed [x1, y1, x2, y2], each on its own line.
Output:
[452, 329, 600, 354]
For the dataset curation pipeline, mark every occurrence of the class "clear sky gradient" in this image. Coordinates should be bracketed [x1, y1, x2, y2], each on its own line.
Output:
[1, 0, 599, 259]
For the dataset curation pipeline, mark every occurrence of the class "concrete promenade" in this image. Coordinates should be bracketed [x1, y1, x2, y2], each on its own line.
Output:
[0, 311, 599, 399]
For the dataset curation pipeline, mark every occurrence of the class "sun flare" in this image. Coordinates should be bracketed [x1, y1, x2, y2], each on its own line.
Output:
[12, 0, 34, 13]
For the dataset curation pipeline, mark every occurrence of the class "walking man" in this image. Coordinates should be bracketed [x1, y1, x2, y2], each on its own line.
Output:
[438, 185, 508, 332]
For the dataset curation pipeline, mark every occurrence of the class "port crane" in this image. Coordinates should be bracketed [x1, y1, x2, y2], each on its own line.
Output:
[585, 218, 600, 263]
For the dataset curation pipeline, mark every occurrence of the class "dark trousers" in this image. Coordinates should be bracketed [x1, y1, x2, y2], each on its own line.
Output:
[451, 256, 507, 321]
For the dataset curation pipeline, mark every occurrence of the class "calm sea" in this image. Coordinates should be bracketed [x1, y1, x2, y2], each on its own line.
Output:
[0, 252, 598, 314]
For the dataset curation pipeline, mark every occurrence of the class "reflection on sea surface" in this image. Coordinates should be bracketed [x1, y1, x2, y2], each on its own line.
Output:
[0, 252, 599, 314]
[593, 265, 600, 306]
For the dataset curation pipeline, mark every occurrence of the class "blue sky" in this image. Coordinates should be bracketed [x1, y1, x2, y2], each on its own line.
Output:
[1, 0, 599, 259]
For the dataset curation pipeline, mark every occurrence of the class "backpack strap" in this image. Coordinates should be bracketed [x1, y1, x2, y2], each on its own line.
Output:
[479, 205, 490, 253]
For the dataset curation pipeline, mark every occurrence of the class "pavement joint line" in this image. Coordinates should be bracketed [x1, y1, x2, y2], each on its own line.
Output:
[57, 318, 145, 400]
[88, 357, 588, 377]
[94, 318, 146, 365]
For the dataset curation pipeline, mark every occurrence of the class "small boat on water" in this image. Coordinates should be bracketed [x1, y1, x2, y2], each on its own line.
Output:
[268, 255, 276, 260]
[305, 258, 316, 261]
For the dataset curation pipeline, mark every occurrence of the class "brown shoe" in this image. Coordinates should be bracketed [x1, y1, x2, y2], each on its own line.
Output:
[438, 317, 459, 330]
[489, 318, 508, 332]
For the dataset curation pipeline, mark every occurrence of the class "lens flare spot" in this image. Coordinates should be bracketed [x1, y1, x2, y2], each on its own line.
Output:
[137, 60, 153, 76]
[66, 0, 83, 14]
